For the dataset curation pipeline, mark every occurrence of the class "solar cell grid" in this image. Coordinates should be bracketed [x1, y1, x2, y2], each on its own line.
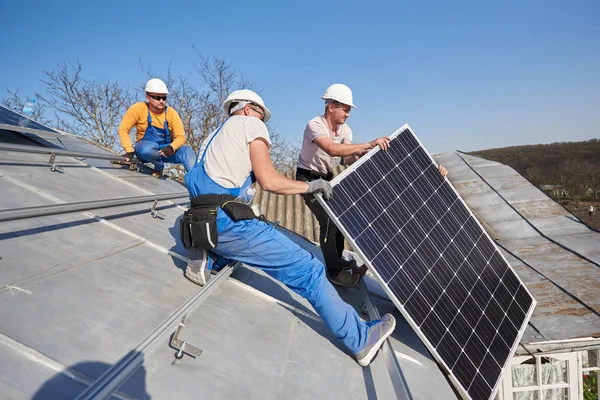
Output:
[318, 125, 535, 400]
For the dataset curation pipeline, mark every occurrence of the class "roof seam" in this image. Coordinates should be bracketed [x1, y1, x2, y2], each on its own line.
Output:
[1, 173, 188, 264]
[456, 152, 600, 269]
[85, 164, 188, 212]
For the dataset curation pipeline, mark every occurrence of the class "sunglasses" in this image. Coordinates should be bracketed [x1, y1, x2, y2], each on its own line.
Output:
[149, 95, 167, 101]
[249, 105, 265, 121]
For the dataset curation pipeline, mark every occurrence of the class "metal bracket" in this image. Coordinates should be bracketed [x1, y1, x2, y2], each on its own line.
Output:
[150, 200, 163, 219]
[128, 159, 140, 171]
[48, 153, 62, 172]
[171, 315, 202, 359]
[361, 302, 369, 316]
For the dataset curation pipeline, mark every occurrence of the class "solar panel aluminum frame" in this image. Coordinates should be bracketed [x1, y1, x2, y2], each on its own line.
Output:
[315, 124, 536, 400]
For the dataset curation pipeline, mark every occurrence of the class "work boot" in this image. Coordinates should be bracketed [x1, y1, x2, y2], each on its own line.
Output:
[355, 313, 396, 367]
[328, 269, 361, 288]
[185, 249, 212, 286]
[334, 258, 357, 271]
[151, 169, 164, 179]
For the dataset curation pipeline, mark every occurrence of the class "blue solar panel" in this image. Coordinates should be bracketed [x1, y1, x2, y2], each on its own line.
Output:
[318, 125, 536, 400]
[0, 105, 57, 133]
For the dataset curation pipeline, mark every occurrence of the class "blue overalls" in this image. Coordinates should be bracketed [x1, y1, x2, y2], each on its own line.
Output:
[184, 120, 369, 355]
[135, 105, 195, 172]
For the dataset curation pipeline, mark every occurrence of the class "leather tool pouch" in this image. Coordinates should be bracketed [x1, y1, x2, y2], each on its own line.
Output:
[180, 205, 218, 250]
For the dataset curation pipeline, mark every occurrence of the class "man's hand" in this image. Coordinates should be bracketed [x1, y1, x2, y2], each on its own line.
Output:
[352, 264, 368, 277]
[438, 164, 448, 177]
[159, 145, 175, 158]
[305, 179, 333, 200]
[369, 136, 391, 151]
[123, 152, 135, 162]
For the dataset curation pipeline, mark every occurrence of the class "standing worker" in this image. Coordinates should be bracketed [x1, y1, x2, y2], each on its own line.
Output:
[297, 84, 448, 288]
[117, 78, 195, 178]
[182, 89, 396, 367]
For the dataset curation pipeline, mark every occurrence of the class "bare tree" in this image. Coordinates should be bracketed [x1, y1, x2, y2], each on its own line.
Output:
[38, 61, 134, 151]
[195, 53, 299, 173]
[558, 159, 591, 204]
[141, 53, 300, 178]
[269, 131, 300, 173]
[589, 167, 600, 200]
[2, 88, 50, 125]
[524, 166, 545, 187]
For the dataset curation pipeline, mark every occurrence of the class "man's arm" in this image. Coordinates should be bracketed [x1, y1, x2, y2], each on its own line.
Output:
[250, 138, 310, 195]
[314, 136, 391, 158]
[167, 108, 186, 151]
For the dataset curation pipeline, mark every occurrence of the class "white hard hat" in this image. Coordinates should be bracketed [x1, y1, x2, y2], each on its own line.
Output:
[145, 78, 169, 94]
[222, 89, 272, 122]
[321, 83, 355, 108]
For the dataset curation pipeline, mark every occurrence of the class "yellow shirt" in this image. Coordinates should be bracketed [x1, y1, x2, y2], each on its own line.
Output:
[118, 102, 186, 153]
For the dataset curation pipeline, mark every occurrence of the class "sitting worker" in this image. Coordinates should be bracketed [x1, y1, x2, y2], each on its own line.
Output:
[117, 78, 195, 178]
[182, 89, 396, 367]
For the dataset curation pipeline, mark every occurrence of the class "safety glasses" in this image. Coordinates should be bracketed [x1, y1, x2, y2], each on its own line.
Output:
[249, 105, 265, 121]
[148, 95, 167, 101]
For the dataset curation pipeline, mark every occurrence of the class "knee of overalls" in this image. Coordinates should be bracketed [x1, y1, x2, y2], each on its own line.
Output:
[175, 146, 196, 172]
[135, 140, 159, 158]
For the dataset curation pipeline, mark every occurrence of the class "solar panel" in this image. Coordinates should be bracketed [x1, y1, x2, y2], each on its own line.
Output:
[0, 105, 57, 133]
[317, 125, 536, 400]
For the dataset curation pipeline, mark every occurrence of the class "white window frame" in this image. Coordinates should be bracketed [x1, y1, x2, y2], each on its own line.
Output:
[498, 353, 578, 399]
[579, 349, 600, 400]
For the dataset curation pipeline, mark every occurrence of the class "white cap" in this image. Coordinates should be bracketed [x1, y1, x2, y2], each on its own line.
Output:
[145, 78, 169, 94]
[222, 89, 272, 122]
[321, 83, 355, 108]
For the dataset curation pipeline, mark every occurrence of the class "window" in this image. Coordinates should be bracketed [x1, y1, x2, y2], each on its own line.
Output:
[500, 354, 578, 400]
[581, 350, 599, 400]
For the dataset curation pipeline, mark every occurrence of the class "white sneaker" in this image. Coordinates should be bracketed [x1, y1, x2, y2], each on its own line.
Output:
[355, 314, 396, 367]
[185, 249, 211, 286]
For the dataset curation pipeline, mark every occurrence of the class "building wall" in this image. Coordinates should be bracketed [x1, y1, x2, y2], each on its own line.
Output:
[252, 165, 349, 246]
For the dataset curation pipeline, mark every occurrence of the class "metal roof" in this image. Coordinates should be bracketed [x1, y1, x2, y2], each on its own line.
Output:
[254, 152, 600, 355]
[0, 125, 455, 399]
[434, 151, 600, 355]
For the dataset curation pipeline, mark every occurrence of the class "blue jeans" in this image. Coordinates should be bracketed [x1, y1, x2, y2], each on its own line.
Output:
[208, 209, 370, 354]
[135, 140, 195, 172]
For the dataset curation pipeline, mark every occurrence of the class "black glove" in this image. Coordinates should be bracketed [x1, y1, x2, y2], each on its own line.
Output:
[305, 179, 333, 200]
[161, 145, 175, 157]
[123, 152, 135, 161]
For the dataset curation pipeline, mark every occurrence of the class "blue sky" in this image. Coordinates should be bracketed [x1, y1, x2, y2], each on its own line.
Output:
[1, 0, 598, 154]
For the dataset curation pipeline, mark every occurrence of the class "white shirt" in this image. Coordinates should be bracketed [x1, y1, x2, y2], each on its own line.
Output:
[297, 116, 353, 174]
[200, 116, 271, 188]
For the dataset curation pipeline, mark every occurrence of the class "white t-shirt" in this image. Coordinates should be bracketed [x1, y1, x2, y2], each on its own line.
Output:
[296, 116, 353, 174]
[200, 116, 271, 188]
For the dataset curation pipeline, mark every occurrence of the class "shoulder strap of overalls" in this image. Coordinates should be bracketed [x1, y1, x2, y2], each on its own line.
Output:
[199, 119, 228, 164]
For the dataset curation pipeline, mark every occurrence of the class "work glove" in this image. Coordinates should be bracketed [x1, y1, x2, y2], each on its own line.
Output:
[161, 145, 175, 157]
[123, 152, 135, 161]
[305, 179, 333, 201]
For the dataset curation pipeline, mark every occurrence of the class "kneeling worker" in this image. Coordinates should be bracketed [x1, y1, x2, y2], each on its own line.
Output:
[118, 78, 195, 177]
[183, 89, 395, 366]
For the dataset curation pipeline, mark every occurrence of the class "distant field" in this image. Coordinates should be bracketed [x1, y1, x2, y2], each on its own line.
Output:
[468, 138, 600, 186]
[562, 200, 600, 230]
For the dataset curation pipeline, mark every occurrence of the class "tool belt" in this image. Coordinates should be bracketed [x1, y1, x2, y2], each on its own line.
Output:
[180, 194, 257, 250]
[296, 167, 334, 182]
